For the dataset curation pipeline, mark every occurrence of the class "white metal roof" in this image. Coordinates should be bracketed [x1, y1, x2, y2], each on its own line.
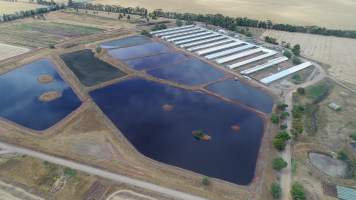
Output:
[180, 36, 228, 48]
[215, 48, 264, 64]
[337, 185, 356, 200]
[205, 44, 254, 60]
[167, 32, 212, 42]
[260, 62, 313, 84]
[161, 29, 204, 39]
[186, 38, 232, 51]
[227, 51, 277, 69]
[150, 25, 195, 34]
[241, 57, 288, 75]
[156, 27, 201, 37]
[174, 34, 220, 45]
[196, 42, 243, 56]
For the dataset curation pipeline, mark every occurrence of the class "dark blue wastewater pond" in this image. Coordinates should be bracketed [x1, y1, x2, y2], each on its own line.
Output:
[90, 78, 264, 185]
[125, 52, 189, 71]
[147, 58, 225, 86]
[207, 79, 274, 113]
[100, 35, 152, 49]
[108, 42, 170, 60]
[0, 59, 81, 131]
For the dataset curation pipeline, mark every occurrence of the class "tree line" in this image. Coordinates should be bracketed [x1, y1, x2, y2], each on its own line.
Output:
[72, 3, 148, 17]
[0, 1, 65, 22]
[150, 9, 356, 39]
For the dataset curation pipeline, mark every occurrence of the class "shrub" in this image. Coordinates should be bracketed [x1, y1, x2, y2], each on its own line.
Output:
[271, 182, 281, 199]
[291, 182, 306, 200]
[64, 167, 77, 177]
[273, 138, 286, 151]
[273, 157, 288, 171]
[277, 103, 288, 112]
[141, 30, 152, 37]
[271, 113, 280, 124]
[280, 111, 290, 120]
[245, 31, 252, 37]
[292, 44, 301, 56]
[337, 151, 349, 161]
[350, 132, 356, 140]
[297, 87, 305, 95]
[283, 50, 292, 58]
[265, 36, 278, 44]
[95, 46, 102, 54]
[202, 177, 210, 186]
[176, 19, 183, 26]
[48, 44, 55, 49]
[292, 56, 302, 65]
[280, 124, 288, 130]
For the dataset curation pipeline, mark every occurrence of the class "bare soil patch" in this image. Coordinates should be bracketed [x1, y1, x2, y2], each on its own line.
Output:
[37, 75, 53, 84]
[0, 43, 29, 61]
[309, 153, 347, 178]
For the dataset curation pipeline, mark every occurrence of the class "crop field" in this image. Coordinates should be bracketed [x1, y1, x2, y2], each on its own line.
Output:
[261, 30, 356, 86]
[0, 20, 103, 48]
[0, 43, 29, 61]
[0, 1, 44, 15]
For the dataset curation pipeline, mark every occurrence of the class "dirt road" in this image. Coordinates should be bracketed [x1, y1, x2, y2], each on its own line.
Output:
[0, 141, 207, 200]
[280, 61, 326, 200]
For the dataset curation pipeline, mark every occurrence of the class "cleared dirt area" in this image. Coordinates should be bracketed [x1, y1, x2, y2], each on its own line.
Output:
[107, 190, 157, 200]
[94, 0, 356, 29]
[0, 43, 29, 61]
[309, 153, 347, 178]
[0, 1, 44, 15]
[261, 30, 356, 87]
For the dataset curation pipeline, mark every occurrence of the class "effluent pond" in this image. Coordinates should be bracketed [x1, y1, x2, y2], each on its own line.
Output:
[90, 78, 265, 185]
[0, 59, 81, 131]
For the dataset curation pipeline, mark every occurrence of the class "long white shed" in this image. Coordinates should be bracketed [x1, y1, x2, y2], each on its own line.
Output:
[215, 48, 264, 64]
[227, 51, 277, 69]
[150, 25, 195, 34]
[260, 62, 313, 84]
[241, 57, 288, 75]
[196, 42, 243, 56]
[156, 27, 201, 37]
[161, 29, 205, 39]
[180, 36, 228, 48]
[174, 34, 220, 45]
[167, 32, 212, 42]
[205, 44, 254, 60]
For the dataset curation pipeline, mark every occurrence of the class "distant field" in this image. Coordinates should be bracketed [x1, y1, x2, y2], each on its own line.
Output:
[261, 30, 356, 86]
[0, 43, 29, 61]
[0, 1, 44, 15]
[93, 0, 356, 30]
[0, 20, 103, 48]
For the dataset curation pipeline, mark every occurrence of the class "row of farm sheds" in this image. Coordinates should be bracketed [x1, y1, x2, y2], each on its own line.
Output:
[150, 25, 313, 85]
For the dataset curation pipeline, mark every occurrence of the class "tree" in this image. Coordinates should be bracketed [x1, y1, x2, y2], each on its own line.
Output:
[283, 50, 292, 58]
[292, 56, 302, 65]
[176, 19, 183, 26]
[273, 157, 288, 171]
[271, 183, 281, 199]
[202, 177, 210, 186]
[297, 87, 305, 95]
[271, 113, 280, 124]
[291, 182, 306, 200]
[337, 151, 349, 161]
[277, 103, 288, 111]
[141, 30, 152, 37]
[273, 138, 286, 151]
[280, 111, 290, 120]
[292, 44, 301, 56]
[64, 167, 77, 177]
[95, 46, 102, 54]
[350, 132, 356, 140]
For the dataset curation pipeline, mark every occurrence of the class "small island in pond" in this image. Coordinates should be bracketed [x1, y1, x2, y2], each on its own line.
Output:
[192, 130, 211, 141]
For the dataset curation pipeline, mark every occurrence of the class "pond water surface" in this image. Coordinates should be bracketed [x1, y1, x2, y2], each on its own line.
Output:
[100, 35, 152, 49]
[108, 42, 170, 60]
[90, 78, 264, 185]
[147, 58, 225, 86]
[0, 59, 81, 131]
[207, 79, 274, 113]
[125, 52, 188, 71]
